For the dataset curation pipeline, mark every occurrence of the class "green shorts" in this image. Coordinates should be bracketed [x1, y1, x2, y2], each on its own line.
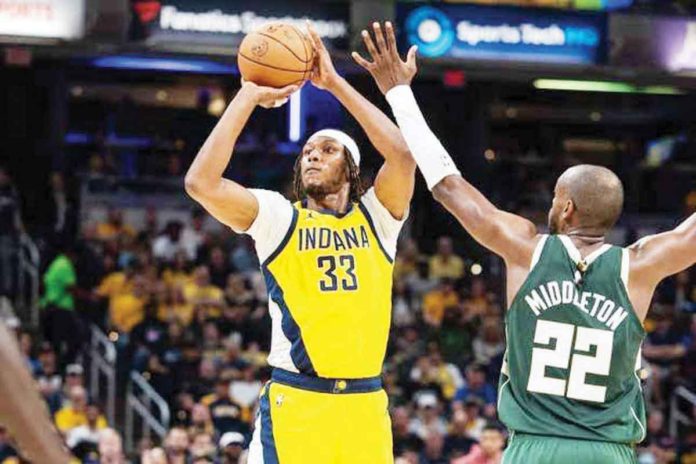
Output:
[502, 433, 638, 464]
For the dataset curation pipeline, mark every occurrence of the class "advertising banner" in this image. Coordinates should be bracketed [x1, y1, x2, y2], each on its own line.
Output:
[610, 14, 696, 72]
[0, 0, 85, 40]
[131, 0, 350, 51]
[398, 3, 606, 64]
[442, 0, 633, 11]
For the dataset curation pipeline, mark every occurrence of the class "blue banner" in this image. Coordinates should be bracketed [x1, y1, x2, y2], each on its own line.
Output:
[398, 4, 606, 65]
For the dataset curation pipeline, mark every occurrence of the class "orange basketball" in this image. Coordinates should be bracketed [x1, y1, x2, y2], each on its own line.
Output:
[238, 23, 315, 88]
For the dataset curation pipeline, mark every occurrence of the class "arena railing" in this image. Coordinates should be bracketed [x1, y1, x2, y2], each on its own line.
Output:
[14, 233, 39, 328]
[669, 385, 696, 438]
[124, 371, 171, 453]
[89, 324, 117, 426]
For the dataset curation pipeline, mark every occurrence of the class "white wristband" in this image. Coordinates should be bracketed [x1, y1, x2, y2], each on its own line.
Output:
[386, 85, 461, 190]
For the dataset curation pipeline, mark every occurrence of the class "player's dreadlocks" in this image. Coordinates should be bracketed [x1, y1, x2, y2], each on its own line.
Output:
[292, 147, 364, 203]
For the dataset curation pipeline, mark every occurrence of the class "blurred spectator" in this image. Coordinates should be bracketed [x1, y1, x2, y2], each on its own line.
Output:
[209, 246, 231, 289]
[462, 278, 491, 320]
[189, 432, 216, 461]
[141, 447, 168, 464]
[0, 166, 21, 297]
[40, 244, 83, 362]
[230, 236, 259, 274]
[66, 403, 107, 460]
[422, 279, 459, 328]
[48, 172, 76, 242]
[419, 431, 447, 464]
[153, 221, 186, 263]
[181, 209, 206, 262]
[393, 406, 424, 456]
[451, 423, 505, 464]
[394, 238, 422, 282]
[429, 237, 464, 280]
[63, 363, 86, 402]
[219, 431, 245, 464]
[203, 376, 246, 435]
[35, 342, 63, 414]
[472, 318, 505, 367]
[97, 428, 125, 464]
[410, 392, 448, 440]
[164, 427, 190, 464]
[444, 408, 477, 459]
[230, 365, 263, 416]
[454, 364, 497, 415]
[96, 208, 135, 242]
[188, 403, 215, 438]
[54, 386, 107, 434]
[393, 279, 416, 328]
[459, 398, 488, 441]
[109, 275, 148, 333]
[131, 302, 168, 369]
[184, 266, 224, 319]
[18, 330, 40, 375]
[438, 306, 474, 364]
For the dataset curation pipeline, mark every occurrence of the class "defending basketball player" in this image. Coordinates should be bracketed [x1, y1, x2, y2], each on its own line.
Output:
[354, 21, 696, 464]
[185, 25, 415, 464]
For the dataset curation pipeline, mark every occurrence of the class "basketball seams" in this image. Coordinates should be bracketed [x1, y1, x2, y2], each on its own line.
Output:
[253, 31, 313, 66]
[287, 24, 314, 82]
[238, 52, 308, 74]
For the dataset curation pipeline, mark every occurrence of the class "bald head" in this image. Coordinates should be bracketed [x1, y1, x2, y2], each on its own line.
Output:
[549, 165, 624, 234]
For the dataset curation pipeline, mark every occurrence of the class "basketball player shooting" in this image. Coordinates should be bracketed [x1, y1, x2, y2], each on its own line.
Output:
[353, 21, 696, 464]
[0, 322, 71, 462]
[185, 24, 415, 464]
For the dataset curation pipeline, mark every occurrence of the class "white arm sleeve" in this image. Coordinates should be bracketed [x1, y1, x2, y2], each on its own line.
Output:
[233, 189, 294, 264]
[385, 85, 461, 190]
[360, 187, 408, 261]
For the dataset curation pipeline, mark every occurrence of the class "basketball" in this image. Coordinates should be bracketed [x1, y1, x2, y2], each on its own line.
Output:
[238, 23, 315, 88]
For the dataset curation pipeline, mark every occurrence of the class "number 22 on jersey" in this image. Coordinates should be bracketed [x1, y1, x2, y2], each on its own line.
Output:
[527, 320, 613, 403]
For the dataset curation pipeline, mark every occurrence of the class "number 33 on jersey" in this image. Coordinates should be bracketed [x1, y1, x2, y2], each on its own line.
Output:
[499, 235, 647, 445]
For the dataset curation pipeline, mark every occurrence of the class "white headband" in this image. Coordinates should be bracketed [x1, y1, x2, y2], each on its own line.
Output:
[307, 129, 361, 167]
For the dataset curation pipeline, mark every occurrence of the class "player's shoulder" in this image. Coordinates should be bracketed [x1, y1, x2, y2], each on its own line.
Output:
[248, 188, 294, 210]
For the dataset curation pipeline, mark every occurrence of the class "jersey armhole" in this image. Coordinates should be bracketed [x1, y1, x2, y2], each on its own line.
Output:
[529, 235, 549, 271]
[260, 207, 299, 269]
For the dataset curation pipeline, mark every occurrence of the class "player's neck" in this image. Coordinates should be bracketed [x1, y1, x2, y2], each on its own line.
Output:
[307, 192, 349, 214]
[305, 190, 351, 215]
[564, 228, 607, 255]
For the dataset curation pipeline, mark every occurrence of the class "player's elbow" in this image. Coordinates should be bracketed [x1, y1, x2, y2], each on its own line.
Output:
[184, 173, 203, 199]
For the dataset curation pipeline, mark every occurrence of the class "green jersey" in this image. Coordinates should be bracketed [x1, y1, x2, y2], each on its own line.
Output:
[498, 235, 646, 444]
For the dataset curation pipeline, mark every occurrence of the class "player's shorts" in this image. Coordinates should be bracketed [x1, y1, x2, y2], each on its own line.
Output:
[247, 368, 393, 464]
[502, 432, 638, 464]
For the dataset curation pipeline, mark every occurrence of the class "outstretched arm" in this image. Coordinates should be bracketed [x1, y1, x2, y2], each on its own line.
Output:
[353, 21, 538, 267]
[0, 323, 71, 463]
[307, 23, 415, 219]
[628, 213, 696, 319]
[184, 81, 298, 231]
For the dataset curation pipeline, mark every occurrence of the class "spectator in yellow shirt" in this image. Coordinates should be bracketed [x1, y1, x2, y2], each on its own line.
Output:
[423, 279, 460, 328]
[183, 266, 224, 318]
[429, 236, 465, 280]
[54, 386, 107, 434]
[95, 208, 135, 242]
[109, 276, 148, 333]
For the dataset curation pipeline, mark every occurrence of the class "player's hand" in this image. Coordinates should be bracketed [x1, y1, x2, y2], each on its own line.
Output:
[241, 78, 298, 109]
[307, 21, 340, 91]
[352, 21, 418, 95]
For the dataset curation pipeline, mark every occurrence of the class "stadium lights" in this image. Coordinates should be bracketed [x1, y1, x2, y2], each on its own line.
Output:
[289, 87, 303, 142]
[533, 79, 685, 95]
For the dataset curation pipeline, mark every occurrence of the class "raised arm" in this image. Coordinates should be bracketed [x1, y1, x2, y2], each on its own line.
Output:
[628, 213, 696, 319]
[307, 23, 415, 219]
[184, 81, 298, 231]
[353, 21, 538, 267]
[0, 322, 71, 463]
